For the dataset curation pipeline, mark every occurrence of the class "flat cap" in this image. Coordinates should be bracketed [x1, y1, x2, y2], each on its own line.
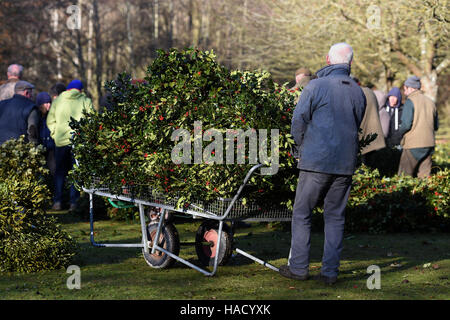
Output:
[14, 80, 35, 93]
[295, 67, 312, 77]
[404, 76, 421, 89]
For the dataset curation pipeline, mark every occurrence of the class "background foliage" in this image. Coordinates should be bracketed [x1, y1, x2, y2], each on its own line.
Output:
[0, 0, 447, 122]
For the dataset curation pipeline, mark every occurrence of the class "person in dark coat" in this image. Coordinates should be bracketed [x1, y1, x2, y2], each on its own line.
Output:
[385, 87, 403, 147]
[49, 82, 66, 100]
[36, 92, 56, 176]
[0, 80, 39, 146]
[279, 43, 366, 285]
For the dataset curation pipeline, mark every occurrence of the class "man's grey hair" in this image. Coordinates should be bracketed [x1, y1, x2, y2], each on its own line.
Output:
[7, 64, 24, 78]
[328, 43, 353, 65]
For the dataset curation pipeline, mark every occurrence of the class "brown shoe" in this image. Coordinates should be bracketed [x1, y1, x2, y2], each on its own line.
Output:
[51, 202, 62, 211]
[279, 265, 309, 281]
[316, 273, 338, 285]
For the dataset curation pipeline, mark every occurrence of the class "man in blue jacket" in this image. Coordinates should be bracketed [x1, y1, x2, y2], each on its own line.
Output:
[0, 80, 39, 146]
[279, 43, 366, 284]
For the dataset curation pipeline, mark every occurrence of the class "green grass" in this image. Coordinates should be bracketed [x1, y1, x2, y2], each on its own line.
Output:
[1, 210, 449, 300]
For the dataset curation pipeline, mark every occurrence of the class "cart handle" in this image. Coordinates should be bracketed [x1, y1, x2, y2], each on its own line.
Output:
[220, 163, 264, 220]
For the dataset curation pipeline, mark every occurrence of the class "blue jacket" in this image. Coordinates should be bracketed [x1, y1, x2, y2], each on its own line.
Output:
[0, 94, 37, 145]
[291, 64, 366, 175]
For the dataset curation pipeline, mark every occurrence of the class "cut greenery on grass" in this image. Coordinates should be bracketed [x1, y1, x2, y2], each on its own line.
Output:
[0, 210, 449, 300]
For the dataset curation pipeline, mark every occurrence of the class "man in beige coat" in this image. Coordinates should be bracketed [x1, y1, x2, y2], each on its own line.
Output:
[357, 85, 386, 171]
[397, 76, 438, 178]
[0, 64, 23, 101]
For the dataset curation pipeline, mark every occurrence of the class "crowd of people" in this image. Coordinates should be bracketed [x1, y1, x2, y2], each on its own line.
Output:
[282, 42, 438, 285]
[0, 64, 94, 212]
[290, 64, 438, 178]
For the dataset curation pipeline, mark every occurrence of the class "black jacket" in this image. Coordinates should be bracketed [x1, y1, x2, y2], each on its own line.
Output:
[386, 105, 403, 147]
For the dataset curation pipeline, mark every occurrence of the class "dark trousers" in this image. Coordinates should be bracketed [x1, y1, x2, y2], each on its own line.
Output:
[288, 170, 352, 278]
[46, 148, 56, 176]
[398, 149, 432, 178]
[54, 145, 79, 205]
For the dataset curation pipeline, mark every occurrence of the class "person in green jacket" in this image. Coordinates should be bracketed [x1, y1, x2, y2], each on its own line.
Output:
[47, 79, 94, 211]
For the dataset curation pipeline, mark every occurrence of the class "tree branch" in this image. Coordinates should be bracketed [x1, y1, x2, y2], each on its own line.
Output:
[436, 57, 449, 74]
[393, 50, 423, 76]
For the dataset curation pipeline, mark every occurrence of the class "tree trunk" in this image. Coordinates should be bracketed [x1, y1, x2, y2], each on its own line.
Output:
[75, 29, 87, 90]
[167, 0, 174, 48]
[189, 0, 200, 47]
[200, 0, 210, 48]
[51, 9, 62, 80]
[420, 72, 439, 103]
[93, 0, 103, 107]
[126, 1, 136, 75]
[74, 0, 87, 95]
[238, 0, 247, 70]
[87, 4, 93, 90]
[154, 0, 159, 41]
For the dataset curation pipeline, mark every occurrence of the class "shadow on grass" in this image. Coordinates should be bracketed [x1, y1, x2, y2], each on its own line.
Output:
[51, 208, 450, 289]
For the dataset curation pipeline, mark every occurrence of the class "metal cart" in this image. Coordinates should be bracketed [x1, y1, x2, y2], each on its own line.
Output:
[83, 163, 292, 276]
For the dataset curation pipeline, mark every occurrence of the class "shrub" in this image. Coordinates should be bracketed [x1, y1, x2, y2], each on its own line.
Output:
[309, 165, 449, 234]
[345, 165, 449, 233]
[0, 137, 77, 273]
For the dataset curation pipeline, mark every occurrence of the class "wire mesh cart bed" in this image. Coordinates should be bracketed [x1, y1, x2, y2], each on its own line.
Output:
[83, 163, 292, 276]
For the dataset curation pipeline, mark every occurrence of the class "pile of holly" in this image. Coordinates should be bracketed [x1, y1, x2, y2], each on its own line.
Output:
[70, 48, 300, 210]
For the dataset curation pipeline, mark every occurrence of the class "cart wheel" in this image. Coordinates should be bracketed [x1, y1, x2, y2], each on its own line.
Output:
[195, 221, 233, 266]
[143, 223, 180, 269]
[147, 208, 174, 225]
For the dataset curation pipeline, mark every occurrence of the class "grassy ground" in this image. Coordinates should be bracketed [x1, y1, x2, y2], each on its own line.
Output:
[1, 209, 449, 300]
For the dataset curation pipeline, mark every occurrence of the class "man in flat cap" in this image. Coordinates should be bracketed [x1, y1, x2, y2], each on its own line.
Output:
[290, 67, 314, 93]
[397, 76, 438, 178]
[0, 64, 25, 101]
[0, 80, 39, 146]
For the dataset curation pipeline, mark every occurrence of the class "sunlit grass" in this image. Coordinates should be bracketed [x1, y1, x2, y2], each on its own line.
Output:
[0, 211, 448, 300]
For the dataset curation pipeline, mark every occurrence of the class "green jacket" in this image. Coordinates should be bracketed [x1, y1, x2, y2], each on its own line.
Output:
[47, 89, 94, 147]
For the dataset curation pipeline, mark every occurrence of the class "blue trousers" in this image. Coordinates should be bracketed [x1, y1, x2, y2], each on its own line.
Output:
[54, 145, 79, 205]
[288, 170, 352, 278]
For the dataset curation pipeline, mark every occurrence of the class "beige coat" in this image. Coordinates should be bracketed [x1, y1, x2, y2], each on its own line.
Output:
[401, 90, 437, 149]
[359, 87, 386, 154]
[0, 79, 19, 101]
